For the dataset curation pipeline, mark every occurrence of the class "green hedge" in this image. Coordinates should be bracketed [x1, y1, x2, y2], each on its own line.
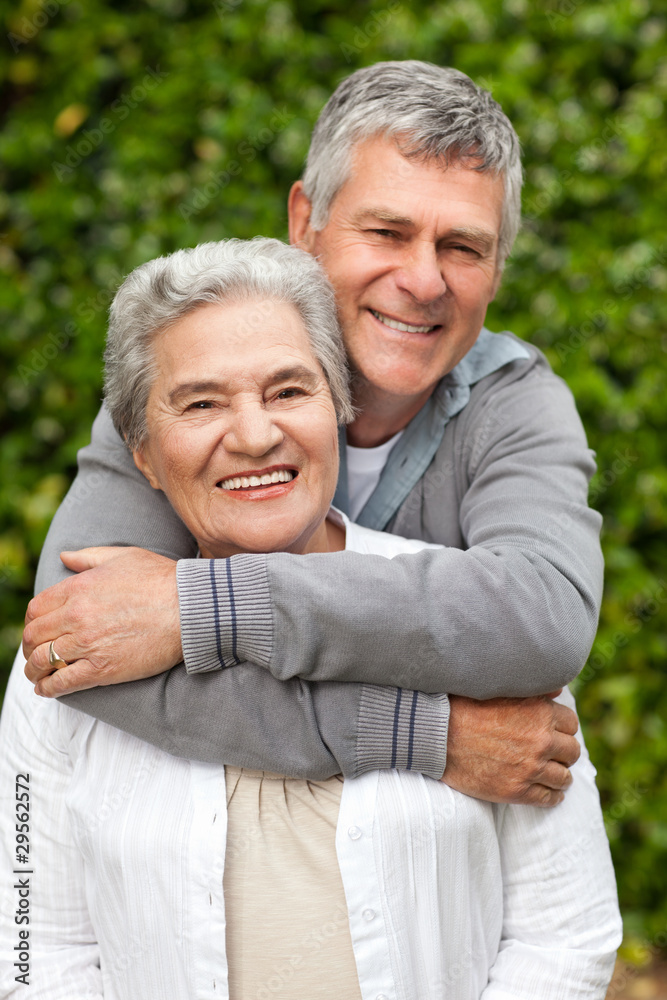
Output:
[1, 0, 665, 954]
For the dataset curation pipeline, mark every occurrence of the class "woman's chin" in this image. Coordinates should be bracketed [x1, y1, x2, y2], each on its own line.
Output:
[198, 518, 328, 559]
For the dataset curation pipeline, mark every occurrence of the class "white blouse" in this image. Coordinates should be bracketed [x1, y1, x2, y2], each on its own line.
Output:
[0, 520, 621, 999]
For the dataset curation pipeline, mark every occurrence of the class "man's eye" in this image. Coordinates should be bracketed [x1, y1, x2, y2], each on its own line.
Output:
[452, 245, 479, 255]
[370, 228, 398, 238]
[187, 400, 214, 410]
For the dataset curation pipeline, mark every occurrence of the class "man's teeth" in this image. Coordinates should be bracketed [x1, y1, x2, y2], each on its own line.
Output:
[220, 470, 295, 490]
[371, 309, 436, 334]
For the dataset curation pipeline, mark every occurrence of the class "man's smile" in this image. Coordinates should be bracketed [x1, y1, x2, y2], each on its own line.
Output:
[369, 309, 441, 334]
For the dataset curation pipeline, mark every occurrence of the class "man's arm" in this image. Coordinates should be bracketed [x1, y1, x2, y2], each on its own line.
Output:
[24, 367, 585, 802]
[27, 407, 450, 782]
[62, 667, 449, 781]
[177, 356, 603, 695]
[31, 357, 600, 699]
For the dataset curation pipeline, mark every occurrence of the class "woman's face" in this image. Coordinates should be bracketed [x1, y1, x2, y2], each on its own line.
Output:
[133, 298, 341, 559]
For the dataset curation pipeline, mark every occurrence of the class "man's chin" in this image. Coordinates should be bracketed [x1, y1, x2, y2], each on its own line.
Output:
[351, 361, 443, 405]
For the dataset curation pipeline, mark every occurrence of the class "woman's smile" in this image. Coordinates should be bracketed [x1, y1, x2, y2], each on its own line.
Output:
[132, 297, 341, 559]
[217, 465, 298, 496]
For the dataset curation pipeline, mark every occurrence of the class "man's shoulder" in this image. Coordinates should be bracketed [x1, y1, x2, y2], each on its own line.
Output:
[436, 330, 588, 476]
[462, 330, 575, 412]
[473, 328, 553, 383]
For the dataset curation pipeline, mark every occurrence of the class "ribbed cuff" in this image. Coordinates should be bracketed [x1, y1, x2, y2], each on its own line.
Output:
[176, 554, 274, 674]
[355, 686, 450, 780]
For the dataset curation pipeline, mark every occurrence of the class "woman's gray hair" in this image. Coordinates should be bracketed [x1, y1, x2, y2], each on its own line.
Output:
[302, 61, 522, 264]
[104, 238, 355, 450]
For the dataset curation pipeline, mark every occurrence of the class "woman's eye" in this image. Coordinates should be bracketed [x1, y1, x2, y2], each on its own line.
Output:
[276, 387, 303, 400]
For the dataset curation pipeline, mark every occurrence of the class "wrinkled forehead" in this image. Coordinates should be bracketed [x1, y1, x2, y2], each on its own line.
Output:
[149, 298, 323, 389]
[346, 129, 490, 179]
[331, 134, 505, 237]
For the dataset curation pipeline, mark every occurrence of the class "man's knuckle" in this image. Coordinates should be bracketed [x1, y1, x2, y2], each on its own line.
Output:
[533, 730, 553, 759]
[76, 628, 96, 652]
[33, 644, 47, 669]
[68, 605, 89, 631]
[527, 786, 554, 808]
[50, 671, 68, 696]
[506, 776, 528, 801]
[541, 700, 558, 723]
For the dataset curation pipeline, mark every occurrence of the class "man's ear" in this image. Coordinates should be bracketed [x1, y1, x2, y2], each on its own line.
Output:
[490, 262, 504, 301]
[288, 181, 316, 250]
[132, 447, 161, 490]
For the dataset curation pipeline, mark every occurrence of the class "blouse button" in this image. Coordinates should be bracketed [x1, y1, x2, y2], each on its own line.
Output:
[347, 825, 362, 840]
[362, 908, 376, 921]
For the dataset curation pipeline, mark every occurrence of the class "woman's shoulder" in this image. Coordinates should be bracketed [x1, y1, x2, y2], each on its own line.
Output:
[0, 646, 96, 781]
[345, 520, 444, 559]
[331, 506, 443, 558]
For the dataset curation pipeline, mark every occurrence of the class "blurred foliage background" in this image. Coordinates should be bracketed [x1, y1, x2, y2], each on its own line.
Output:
[1, 0, 665, 962]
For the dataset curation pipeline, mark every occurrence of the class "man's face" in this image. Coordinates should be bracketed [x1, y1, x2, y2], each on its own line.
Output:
[289, 135, 505, 412]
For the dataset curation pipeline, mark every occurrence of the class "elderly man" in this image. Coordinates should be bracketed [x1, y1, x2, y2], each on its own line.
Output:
[22, 61, 600, 806]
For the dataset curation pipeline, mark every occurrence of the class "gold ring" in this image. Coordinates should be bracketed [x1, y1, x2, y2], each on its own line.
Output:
[48, 641, 69, 669]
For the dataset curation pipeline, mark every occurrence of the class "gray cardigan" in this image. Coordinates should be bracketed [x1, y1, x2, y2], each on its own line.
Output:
[36, 330, 602, 779]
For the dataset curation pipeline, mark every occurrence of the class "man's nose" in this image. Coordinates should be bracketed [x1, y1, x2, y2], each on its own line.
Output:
[395, 242, 447, 304]
[223, 404, 284, 457]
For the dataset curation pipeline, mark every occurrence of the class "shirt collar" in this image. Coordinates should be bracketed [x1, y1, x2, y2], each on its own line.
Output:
[334, 328, 530, 530]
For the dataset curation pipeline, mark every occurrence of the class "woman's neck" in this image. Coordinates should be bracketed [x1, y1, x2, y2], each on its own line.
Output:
[325, 516, 346, 552]
[198, 512, 346, 559]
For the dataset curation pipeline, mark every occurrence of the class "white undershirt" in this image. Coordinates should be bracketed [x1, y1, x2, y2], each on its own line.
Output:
[346, 428, 404, 521]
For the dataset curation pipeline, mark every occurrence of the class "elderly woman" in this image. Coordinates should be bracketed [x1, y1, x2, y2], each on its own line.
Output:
[0, 239, 620, 999]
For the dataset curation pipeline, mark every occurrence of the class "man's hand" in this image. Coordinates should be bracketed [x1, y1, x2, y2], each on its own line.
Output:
[441, 692, 580, 808]
[23, 546, 182, 697]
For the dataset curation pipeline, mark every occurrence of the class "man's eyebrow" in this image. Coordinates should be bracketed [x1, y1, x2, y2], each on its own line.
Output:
[447, 226, 497, 250]
[352, 211, 497, 250]
[352, 208, 415, 228]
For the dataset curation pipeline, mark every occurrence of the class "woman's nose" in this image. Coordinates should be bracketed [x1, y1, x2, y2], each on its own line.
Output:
[223, 404, 284, 457]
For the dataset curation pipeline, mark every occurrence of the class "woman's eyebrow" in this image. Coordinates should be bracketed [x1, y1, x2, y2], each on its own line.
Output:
[267, 365, 322, 389]
[168, 379, 226, 405]
[168, 367, 322, 405]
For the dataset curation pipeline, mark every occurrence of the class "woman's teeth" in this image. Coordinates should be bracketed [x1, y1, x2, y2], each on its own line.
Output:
[371, 309, 436, 334]
[220, 470, 295, 490]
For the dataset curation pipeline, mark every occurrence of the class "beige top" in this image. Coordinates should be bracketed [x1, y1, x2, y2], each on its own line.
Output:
[223, 765, 363, 999]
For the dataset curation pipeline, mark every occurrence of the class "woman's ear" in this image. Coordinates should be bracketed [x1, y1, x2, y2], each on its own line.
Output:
[132, 447, 162, 490]
[288, 181, 316, 250]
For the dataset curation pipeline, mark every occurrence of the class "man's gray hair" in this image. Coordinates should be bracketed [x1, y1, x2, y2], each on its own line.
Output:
[104, 238, 354, 450]
[302, 61, 522, 263]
